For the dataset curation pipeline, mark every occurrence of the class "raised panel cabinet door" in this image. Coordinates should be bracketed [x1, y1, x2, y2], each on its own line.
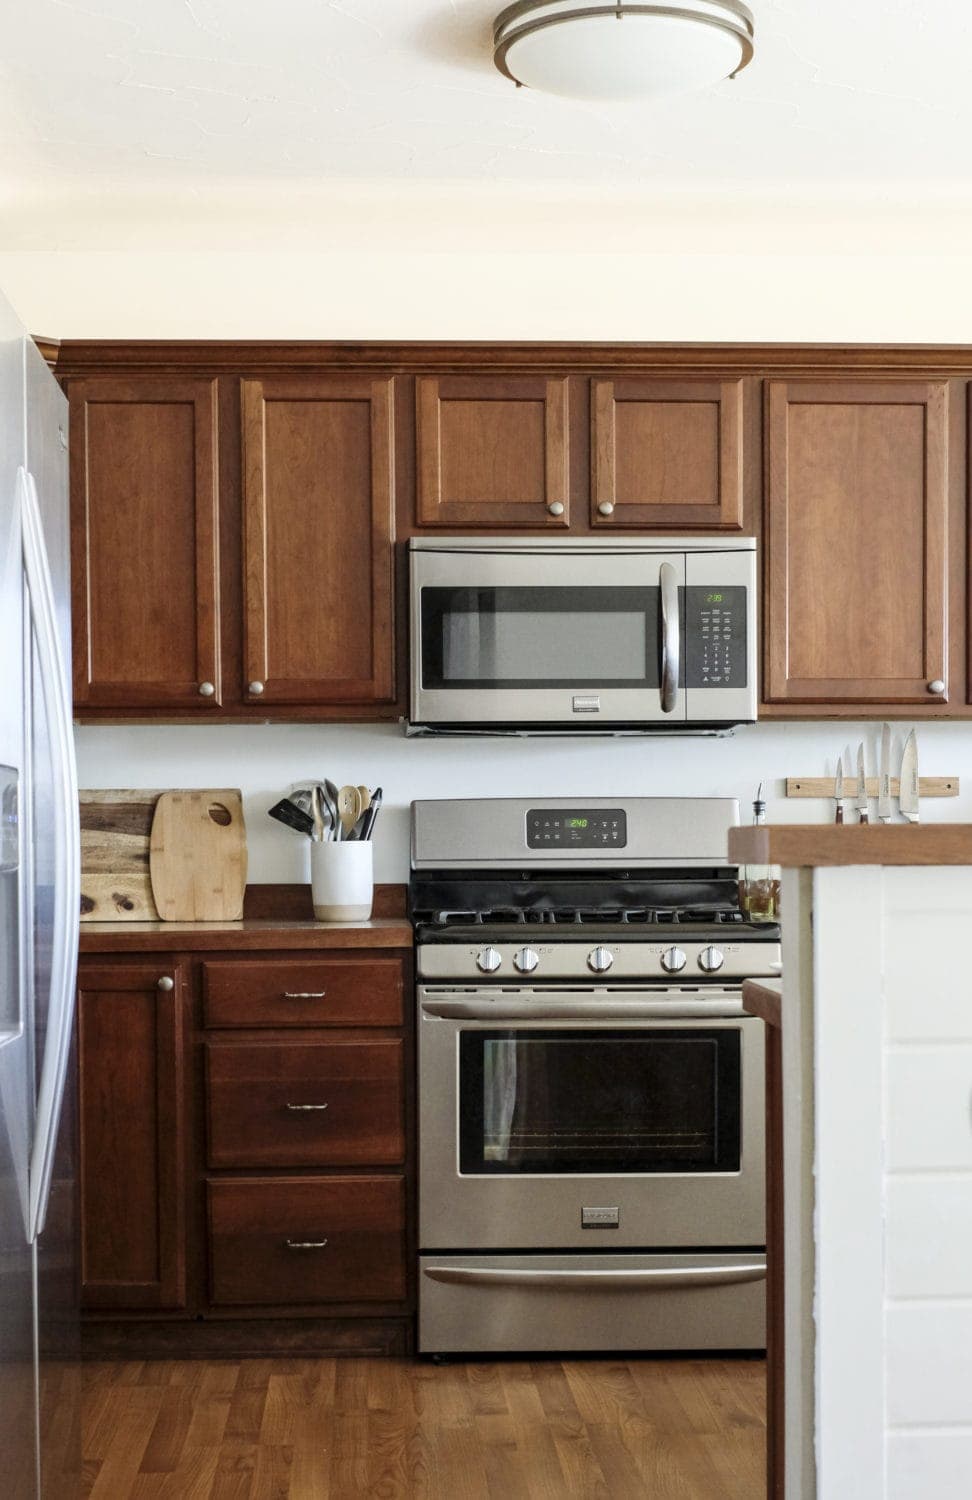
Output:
[592, 378, 744, 529]
[69, 379, 220, 709]
[78, 961, 187, 1309]
[416, 375, 569, 527]
[765, 380, 948, 705]
[241, 376, 395, 705]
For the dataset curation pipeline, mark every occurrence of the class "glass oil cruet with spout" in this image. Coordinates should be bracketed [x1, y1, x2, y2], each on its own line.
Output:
[738, 783, 781, 923]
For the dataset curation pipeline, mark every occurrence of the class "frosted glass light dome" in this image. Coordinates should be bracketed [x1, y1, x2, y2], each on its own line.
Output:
[493, 2, 755, 102]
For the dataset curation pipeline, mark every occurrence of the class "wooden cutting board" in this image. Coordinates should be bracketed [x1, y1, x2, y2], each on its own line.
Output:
[80, 790, 163, 921]
[149, 790, 247, 922]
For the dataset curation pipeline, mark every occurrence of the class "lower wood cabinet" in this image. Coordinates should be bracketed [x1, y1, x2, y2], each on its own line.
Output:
[205, 1038, 405, 1168]
[77, 960, 187, 1310]
[77, 945, 413, 1357]
[207, 1176, 406, 1306]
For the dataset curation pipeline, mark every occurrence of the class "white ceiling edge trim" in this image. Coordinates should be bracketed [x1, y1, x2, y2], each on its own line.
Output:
[6, 176, 972, 254]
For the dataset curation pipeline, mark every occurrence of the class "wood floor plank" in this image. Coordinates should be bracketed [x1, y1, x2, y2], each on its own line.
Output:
[82, 1353, 767, 1500]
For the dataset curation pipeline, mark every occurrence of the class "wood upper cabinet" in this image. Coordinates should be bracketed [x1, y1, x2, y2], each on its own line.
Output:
[70, 379, 220, 709]
[416, 375, 569, 527]
[591, 378, 744, 529]
[764, 380, 949, 705]
[241, 376, 395, 705]
[78, 960, 186, 1310]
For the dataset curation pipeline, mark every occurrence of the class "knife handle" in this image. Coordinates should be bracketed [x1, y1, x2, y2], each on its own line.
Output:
[859, 808, 869, 825]
[835, 805, 844, 825]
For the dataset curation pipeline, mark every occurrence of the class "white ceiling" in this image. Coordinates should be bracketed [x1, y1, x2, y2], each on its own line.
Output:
[1, 0, 972, 192]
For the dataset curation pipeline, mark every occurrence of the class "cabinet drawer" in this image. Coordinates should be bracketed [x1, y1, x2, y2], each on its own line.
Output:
[203, 958, 403, 1028]
[206, 1039, 404, 1168]
[207, 1176, 406, 1306]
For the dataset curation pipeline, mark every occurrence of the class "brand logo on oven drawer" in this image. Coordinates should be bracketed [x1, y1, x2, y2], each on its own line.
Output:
[572, 695, 601, 713]
[582, 1206, 620, 1228]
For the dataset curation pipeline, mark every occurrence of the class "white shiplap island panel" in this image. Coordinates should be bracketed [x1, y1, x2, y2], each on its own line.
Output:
[728, 829, 972, 1500]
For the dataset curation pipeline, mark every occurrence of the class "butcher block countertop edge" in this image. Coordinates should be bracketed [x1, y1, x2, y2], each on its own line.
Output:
[741, 978, 782, 1030]
[78, 917, 413, 953]
[730, 824, 972, 868]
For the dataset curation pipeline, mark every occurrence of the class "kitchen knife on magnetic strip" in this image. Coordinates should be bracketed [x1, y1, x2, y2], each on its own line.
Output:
[856, 742, 869, 824]
[899, 730, 920, 823]
[878, 723, 893, 823]
[834, 756, 845, 824]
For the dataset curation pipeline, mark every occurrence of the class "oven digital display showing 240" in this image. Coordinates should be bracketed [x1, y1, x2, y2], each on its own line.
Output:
[527, 809, 627, 848]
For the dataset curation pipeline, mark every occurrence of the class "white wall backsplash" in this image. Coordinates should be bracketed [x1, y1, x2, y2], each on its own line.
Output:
[74, 719, 972, 885]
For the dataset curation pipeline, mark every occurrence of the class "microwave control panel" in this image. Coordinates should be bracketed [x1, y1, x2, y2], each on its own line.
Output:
[684, 586, 748, 688]
[527, 808, 627, 849]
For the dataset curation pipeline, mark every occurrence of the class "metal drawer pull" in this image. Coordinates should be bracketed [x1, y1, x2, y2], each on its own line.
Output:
[285, 1238, 328, 1250]
[285, 1102, 329, 1111]
[282, 991, 326, 999]
[424, 1262, 766, 1290]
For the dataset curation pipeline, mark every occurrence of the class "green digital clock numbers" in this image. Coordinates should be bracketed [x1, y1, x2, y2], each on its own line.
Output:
[567, 818, 589, 829]
[705, 592, 724, 603]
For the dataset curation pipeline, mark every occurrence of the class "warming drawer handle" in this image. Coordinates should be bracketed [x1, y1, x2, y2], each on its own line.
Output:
[285, 1238, 329, 1250]
[282, 991, 326, 999]
[659, 560, 680, 714]
[285, 1102, 329, 1112]
[423, 1262, 766, 1291]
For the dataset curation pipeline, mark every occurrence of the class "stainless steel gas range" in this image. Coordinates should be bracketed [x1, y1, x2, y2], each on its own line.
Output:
[410, 797, 780, 1356]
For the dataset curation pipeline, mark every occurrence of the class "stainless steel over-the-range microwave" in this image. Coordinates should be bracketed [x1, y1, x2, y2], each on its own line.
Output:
[408, 536, 758, 733]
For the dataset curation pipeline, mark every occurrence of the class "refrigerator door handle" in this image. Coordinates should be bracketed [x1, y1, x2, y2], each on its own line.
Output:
[19, 467, 80, 1242]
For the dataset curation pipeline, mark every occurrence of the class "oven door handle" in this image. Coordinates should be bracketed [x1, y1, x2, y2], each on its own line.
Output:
[423, 1261, 766, 1291]
[419, 997, 746, 1021]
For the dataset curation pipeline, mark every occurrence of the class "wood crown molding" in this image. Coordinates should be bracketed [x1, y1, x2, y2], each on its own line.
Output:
[52, 339, 972, 379]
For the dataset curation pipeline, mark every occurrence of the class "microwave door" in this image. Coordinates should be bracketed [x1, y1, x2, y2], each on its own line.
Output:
[411, 549, 687, 726]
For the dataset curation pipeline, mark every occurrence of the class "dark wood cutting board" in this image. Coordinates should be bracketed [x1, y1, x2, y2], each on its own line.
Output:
[80, 790, 163, 921]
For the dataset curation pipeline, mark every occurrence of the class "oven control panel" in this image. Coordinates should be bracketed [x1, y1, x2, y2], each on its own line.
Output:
[527, 808, 627, 849]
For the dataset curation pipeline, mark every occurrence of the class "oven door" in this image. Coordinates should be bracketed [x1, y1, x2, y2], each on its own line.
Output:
[410, 545, 688, 726]
[418, 986, 765, 1251]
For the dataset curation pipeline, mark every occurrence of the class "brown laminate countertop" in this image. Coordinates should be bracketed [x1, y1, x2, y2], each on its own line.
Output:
[730, 823, 972, 868]
[78, 917, 413, 953]
[742, 977, 782, 1029]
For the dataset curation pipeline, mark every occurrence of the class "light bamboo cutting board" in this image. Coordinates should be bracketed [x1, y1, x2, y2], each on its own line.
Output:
[80, 790, 163, 921]
[149, 790, 247, 922]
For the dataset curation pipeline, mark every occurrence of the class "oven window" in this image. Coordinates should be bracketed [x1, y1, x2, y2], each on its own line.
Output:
[421, 587, 663, 689]
[459, 1028, 741, 1175]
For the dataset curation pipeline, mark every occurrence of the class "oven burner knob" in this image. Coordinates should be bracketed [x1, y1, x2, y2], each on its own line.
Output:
[513, 947, 540, 974]
[698, 946, 725, 973]
[660, 946, 687, 974]
[476, 946, 502, 974]
[587, 946, 614, 973]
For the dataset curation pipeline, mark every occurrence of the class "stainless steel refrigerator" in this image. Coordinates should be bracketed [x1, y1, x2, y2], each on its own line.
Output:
[0, 288, 81, 1497]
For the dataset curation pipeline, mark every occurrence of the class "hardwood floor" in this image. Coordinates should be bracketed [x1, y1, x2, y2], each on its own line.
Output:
[81, 1355, 766, 1499]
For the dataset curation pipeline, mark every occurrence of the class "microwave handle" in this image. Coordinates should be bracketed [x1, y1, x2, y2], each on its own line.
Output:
[659, 561, 680, 713]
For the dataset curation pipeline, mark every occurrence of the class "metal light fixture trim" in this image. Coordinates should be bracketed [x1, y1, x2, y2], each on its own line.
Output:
[493, 1, 755, 99]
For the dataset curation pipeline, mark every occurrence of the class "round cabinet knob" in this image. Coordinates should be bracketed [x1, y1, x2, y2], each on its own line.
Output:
[597, 500, 615, 517]
[513, 947, 539, 974]
[698, 946, 725, 974]
[660, 946, 687, 974]
[248, 680, 265, 696]
[476, 946, 502, 974]
[156, 976, 175, 992]
[546, 501, 565, 517]
[927, 679, 946, 695]
[587, 946, 614, 974]
[198, 681, 215, 697]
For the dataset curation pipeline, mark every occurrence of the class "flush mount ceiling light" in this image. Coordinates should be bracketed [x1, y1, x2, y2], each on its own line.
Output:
[493, 1, 755, 102]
